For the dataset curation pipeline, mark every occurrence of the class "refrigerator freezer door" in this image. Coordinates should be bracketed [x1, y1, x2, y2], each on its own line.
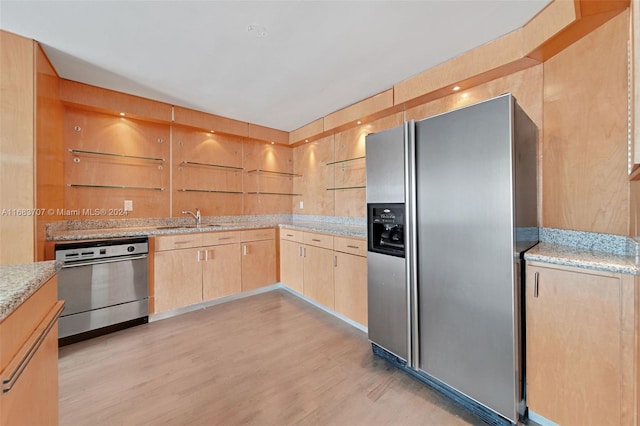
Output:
[365, 125, 405, 204]
[367, 251, 408, 361]
[415, 94, 520, 422]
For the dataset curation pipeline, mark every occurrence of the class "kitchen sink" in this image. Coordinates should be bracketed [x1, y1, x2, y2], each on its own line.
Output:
[154, 224, 222, 230]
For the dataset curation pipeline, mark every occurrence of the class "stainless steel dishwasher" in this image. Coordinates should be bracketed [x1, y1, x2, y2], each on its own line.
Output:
[55, 237, 149, 345]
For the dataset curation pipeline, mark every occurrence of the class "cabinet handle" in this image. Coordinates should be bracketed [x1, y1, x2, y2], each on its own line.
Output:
[243, 245, 247, 256]
[219, 237, 232, 241]
[534, 272, 539, 298]
[298, 246, 302, 257]
[2, 301, 64, 393]
[334, 256, 337, 267]
[347, 245, 359, 249]
[303, 247, 306, 258]
[311, 238, 321, 242]
[197, 250, 201, 262]
[174, 240, 193, 245]
[286, 234, 294, 237]
[205, 250, 209, 262]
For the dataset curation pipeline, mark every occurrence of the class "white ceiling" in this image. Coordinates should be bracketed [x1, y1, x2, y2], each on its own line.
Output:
[0, 0, 550, 131]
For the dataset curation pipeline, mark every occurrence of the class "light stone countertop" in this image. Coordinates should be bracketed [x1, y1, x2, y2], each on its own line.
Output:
[48, 220, 367, 241]
[524, 242, 639, 275]
[0, 261, 62, 322]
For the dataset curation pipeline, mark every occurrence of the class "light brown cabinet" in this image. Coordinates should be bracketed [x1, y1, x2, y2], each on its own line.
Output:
[241, 240, 276, 291]
[153, 231, 243, 313]
[0, 276, 63, 426]
[333, 236, 367, 326]
[240, 228, 277, 292]
[303, 244, 335, 309]
[279, 231, 367, 325]
[280, 231, 335, 309]
[203, 243, 242, 300]
[525, 261, 637, 426]
[279, 237, 304, 294]
[153, 247, 204, 313]
[153, 228, 277, 314]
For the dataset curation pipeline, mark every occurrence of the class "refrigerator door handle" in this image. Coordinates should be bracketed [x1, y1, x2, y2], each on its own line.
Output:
[404, 120, 419, 369]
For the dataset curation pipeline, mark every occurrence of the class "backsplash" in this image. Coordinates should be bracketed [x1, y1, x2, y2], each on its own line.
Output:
[539, 227, 638, 257]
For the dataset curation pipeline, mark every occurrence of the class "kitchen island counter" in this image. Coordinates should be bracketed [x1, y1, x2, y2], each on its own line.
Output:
[0, 260, 61, 321]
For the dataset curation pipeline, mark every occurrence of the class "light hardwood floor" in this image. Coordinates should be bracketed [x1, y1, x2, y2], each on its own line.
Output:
[59, 290, 484, 425]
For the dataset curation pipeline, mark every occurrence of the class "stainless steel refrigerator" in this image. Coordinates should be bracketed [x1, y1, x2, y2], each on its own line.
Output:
[366, 94, 538, 425]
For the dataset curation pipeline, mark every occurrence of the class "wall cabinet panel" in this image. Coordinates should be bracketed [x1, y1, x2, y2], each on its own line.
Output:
[172, 126, 244, 217]
[0, 31, 35, 264]
[542, 11, 628, 234]
[63, 107, 171, 218]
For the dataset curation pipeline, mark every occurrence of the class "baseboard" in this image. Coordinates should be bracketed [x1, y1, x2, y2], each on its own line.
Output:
[527, 411, 559, 426]
[149, 283, 282, 322]
[149, 283, 369, 335]
[279, 285, 368, 333]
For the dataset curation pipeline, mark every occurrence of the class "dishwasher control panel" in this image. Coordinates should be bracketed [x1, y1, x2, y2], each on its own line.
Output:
[55, 237, 148, 262]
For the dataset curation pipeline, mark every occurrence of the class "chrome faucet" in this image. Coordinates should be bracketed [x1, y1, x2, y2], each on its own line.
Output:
[182, 208, 201, 227]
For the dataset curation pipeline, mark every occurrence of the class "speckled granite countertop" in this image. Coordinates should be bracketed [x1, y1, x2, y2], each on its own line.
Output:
[524, 228, 640, 275]
[0, 261, 62, 322]
[524, 243, 639, 275]
[47, 216, 367, 241]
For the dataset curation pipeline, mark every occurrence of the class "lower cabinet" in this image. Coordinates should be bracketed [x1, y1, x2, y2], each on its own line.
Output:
[334, 251, 367, 326]
[241, 240, 276, 291]
[154, 247, 203, 313]
[279, 230, 368, 326]
[0, 276, 63, 426]
[303, 244, 335, 309]
[241, 229, 277, 292]
[152, 228, 277, 314]
[203, 243, 242, 300]
[525, 261, 637, 426]
[280, 238, 303, 293]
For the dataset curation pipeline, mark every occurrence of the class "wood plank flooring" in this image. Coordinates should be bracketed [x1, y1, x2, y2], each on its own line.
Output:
[59, 290, 485, 425]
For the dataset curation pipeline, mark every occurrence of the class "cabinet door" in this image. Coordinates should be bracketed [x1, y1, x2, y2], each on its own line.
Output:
[202, 243, 241, 301]
[526, 264, 621, 425]
[153, 248, 202, 313]
[241, 240, 276, 291]
[303, 245, 335, 309]
[280, 239, 303, 294]
[334, 252, 367, 326]
[0, 319, 59, 426]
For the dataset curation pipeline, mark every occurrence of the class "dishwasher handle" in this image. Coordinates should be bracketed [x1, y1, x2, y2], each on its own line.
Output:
[61, 254, 148, 268]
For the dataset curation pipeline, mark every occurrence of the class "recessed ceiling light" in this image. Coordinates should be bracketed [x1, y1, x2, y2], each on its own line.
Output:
[357, 120, 362, 125]
[271, 141, 275, 145]
[452, 86, 461, 92]
[119, 112, 125, 116]
[305, 139, 309, 143]
[210, 130, 215, 133]
[247, 25, 268, 38]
